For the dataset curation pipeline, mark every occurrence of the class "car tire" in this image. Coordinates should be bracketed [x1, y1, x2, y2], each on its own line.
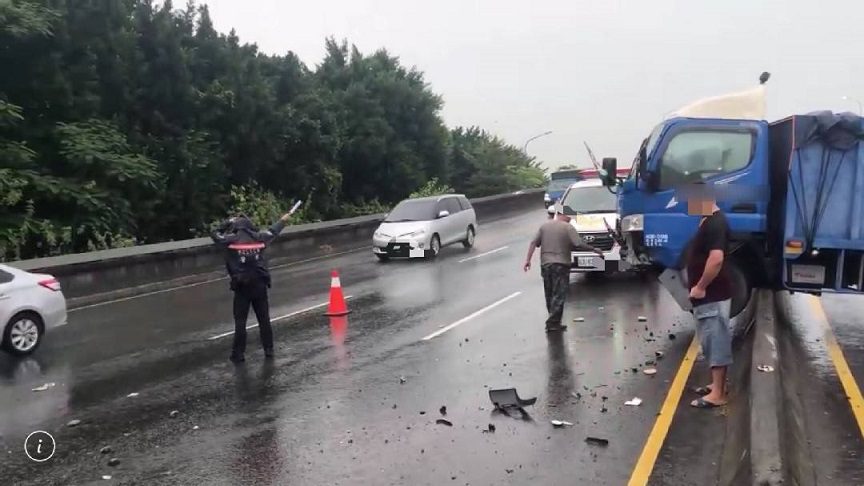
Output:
[3, 312, 43, 356]
[428, 235, 441, 259]
[376, 254, 389, 262]
[462, 226, 475, 249]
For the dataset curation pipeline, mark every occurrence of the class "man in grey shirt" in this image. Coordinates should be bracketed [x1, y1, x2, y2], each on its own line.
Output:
[523, 211, 604, 331]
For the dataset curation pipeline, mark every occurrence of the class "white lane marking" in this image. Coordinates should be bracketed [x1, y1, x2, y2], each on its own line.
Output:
[207, 295, 354, 340]
[69, 246, 368, 312]
[458, 246, 509, 263]
[421, 291, 522, 341]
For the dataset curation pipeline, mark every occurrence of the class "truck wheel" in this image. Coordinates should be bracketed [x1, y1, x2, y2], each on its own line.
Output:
[728, 261, 751, 318]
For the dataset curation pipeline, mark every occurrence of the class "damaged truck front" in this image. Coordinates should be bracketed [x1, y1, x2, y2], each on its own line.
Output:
[600, 82, 864, 317]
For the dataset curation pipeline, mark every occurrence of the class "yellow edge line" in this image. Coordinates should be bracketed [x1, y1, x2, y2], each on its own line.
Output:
[628, 335, 700, 486]
[808, 296, 864, 438]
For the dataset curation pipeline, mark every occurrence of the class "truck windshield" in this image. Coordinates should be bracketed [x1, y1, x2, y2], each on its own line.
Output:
[385, 200, 437, 222]
[561, 187, 617, 215]
[547, 179, 576, 192]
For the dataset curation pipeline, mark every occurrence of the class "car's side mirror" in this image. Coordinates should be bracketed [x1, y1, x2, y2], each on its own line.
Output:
[438, 210, 450, 219]
[601, 157, 617, 186]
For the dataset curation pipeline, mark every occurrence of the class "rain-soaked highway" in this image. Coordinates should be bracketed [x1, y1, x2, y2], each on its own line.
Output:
[2, 207, 864, 485]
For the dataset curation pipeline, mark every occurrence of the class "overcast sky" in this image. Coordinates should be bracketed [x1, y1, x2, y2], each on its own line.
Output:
[203, 0, 864, 170]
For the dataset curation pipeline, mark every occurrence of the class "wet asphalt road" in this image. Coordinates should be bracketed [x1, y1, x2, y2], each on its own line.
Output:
[777, 293, 864, 484]
[6, 206, 861, 485]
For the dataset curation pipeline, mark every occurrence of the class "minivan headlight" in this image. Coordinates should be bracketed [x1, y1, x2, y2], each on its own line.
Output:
[400, 229, 426, 239]
[621, 214, 644, 232]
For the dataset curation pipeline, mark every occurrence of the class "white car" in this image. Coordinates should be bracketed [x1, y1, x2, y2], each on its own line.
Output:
[0, 264, 67, 356]
[557, 179, 630, 275]
[372, 194, 477, 260]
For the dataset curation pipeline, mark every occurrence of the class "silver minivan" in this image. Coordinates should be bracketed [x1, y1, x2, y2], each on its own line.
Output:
[372, 195, 477, 261]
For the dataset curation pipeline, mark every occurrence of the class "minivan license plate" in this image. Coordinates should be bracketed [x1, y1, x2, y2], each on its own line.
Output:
[577, 256, 595, 267]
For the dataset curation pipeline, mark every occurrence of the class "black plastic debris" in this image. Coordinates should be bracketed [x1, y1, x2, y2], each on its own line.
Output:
[482, 423, 496, 433]
[656, 351, 665, 359]
[436, 419, 453, 427]
[108, 458, 121, 467]
[419, 411, 426, 415]
[585, 437, 609, 447]
[668, 333, 677, 340]
[169, 410, 180, 418]
[439, 406, 447, 416]
[489, 388, 536, 409]
[399, 376, 407, 384]
[100, 446, 112, 455]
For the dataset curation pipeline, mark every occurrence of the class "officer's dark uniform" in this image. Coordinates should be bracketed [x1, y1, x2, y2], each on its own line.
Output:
[211, 216, 286, 361]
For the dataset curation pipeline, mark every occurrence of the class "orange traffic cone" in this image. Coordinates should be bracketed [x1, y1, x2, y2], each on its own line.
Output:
[325, 269, 350, 316]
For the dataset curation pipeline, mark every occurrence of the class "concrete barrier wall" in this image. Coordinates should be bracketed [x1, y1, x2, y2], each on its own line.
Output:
[9, 189, 543, 302]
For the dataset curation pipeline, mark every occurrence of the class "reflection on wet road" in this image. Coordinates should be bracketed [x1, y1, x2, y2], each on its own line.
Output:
[1, 208, 719, 484]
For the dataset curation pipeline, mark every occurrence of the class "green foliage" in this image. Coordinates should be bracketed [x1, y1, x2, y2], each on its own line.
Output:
[409, 178, 455, 199]
[227, 183, 289, 229]
[0, 0, 542, 261]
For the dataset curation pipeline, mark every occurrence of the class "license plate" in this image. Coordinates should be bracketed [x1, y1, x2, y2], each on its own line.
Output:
[791, 264, 825, 285]
[392, 245, 401, 250]
[577, 256, 595, 267]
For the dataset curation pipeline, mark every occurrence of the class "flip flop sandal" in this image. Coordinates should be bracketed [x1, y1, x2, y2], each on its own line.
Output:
[692, 386, 712, 396]
[690, 397, 723, 409]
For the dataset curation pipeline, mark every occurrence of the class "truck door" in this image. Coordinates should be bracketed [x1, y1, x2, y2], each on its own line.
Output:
[644, 119, 770, 269]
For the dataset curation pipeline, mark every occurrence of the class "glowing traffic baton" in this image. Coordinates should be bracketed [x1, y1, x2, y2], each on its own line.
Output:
[288, 200, 303, 216]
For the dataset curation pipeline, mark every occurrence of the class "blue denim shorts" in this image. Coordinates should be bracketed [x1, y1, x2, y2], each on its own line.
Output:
[693, 299, 733, 368]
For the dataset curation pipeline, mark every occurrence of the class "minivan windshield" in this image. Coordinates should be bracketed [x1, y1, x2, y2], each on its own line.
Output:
[561, 186, 617, 215]
[384, 199, 437, 222]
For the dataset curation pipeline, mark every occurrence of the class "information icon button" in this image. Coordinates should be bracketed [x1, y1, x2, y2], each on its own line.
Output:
[24, 430, 56, 462]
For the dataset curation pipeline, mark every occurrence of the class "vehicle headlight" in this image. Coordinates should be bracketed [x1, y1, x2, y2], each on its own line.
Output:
[374, 231, 391, 239]
[544, 193, 551, 202]
[621, 214, 644, 232]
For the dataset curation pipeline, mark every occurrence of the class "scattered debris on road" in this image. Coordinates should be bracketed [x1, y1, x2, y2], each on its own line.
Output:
[655, 351, 665, 359]
[550, 420, 574, 427]
[757, 365, 775, 373]
[643, 368, 657, 376]
[625, 398, 643, 406]
[436, 419, 453, 427]
[31, 382, 56, 392]
[100, 446, 112, 455]
[585, 436, 609, 447]
[102, 476, 112, 480]
[439, 406, 447, 416]
[192, 426, 199, 430]
[169, 410, 180, 418]
[108, 458, 121, 467]
[574, 317, 585, 322]
[482, 423, 496, 433]
[668, 333, 677, 340]
[419, 411, 426, 415]
[399, 376, 407, 384]
[126, 392, 139, 398]
[67, 419, 82, 427]
[638, 316, 648, 322]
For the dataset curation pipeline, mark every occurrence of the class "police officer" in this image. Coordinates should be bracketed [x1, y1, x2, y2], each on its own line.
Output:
[523, 208, 604, 332]
[212, 212, 292, 362]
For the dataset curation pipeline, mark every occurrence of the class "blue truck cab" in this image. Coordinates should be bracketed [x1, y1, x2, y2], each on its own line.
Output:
[603, 111, 864, 317]
[545, 169, 583, 208]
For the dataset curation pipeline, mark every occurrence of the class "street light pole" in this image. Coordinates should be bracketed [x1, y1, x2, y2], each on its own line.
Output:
[523, 130, 553, 154]
[842, 96, 863, 116]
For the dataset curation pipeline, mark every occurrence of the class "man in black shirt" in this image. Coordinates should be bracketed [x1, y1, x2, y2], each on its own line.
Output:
[685, 183, 734, 408]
